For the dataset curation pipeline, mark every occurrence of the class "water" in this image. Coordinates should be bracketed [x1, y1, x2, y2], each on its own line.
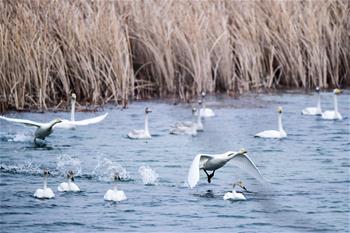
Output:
[0, 92, 349, 232]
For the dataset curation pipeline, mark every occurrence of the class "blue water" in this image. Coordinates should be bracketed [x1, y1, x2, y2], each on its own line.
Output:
[1, 92, 349, 232]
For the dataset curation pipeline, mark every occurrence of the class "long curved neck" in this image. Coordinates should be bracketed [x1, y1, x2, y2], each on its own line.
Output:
[316, 92, 321, 110]
[278, 113, 284, 132]
[49, 120, 60, 130]
[232, 184, 237, 193]
[71, 100, 76, 121]
[144, 113, 149, 133]
[333, 94, 338, 113]
[197, 112, 202, 125]
[43, 176, 47, 189]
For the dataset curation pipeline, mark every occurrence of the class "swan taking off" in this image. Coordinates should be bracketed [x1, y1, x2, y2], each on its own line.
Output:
[197, 91, 215, 118]
[58, 170, 80, 192]
[255, 106, 287, 139]
[223, 181, 247, 201]
[128, 107, 152, 139]
[0, 116, 62, 143]
[34, 169, 55, 199]
[55, 93, 108, 129]
[104, 173, 127, 202]
[170, 107, 198, 136]
[187, 149, 265, 189]
[321, 89, 343, 120]
[302, 87, 322, 116]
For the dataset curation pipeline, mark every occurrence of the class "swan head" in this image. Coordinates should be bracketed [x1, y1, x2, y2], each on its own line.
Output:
[43, 169, 51, 177]
[198, 99, 202, 106]
[225, 149, 246, 158]
[145, 107, 152, 114]
[333, 88, 342, 95]
[71, 93, 77, 101]
[54, 118, 63, 124]
[192, 107, 197, 115]
[315, 87, 320, 92]
[113, 172, 121, 182]
[201, 91, 206, 98]
[234, 181, 247, 191]
[277, 106, 283, 114]
[67, 170, 75, 182]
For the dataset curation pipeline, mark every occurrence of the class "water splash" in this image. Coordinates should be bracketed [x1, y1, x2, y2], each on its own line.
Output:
[92, 157, 130, 182]
[0, 161, 43, 176]
[138, 165, 159, 185]
[2, 133, 33, 142]
[56, 154, 82, 176]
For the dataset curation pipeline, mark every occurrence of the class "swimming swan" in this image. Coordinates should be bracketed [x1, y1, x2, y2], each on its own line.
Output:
[255, 106, 287, 139]
[170, 108, 198, 136]
[34, 169, 55, 199]
[198, 92, 215, 118]
[58, 170, 80, 192]
[174, 101, 203, 131]
[223, 181, 247, 201]
[321, 89, 343, 120]
[128, 107, 152, 139]
[55, 93, 108, 129]
[104, 173, 127, 202]
[302, 87, 322, 116]
[0, 116, 62, 143]
[187, 149, 265, 188]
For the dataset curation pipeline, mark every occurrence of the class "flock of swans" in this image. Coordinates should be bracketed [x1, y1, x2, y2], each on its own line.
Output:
[0, 88, 345, 202]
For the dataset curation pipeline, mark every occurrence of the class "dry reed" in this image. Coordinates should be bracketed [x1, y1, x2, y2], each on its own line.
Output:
[0, 0, 348, 112]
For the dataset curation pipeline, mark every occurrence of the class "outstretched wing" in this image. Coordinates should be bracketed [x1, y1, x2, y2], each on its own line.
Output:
[72, 113, 108, 126]
[0, 116, 42, 128]
[230, 153, 266, 183]
[55, 113, 108, 128]
[187, 154, 213, 189]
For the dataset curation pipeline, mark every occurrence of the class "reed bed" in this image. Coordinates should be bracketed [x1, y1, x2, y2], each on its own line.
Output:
[0, 0, 349, 112]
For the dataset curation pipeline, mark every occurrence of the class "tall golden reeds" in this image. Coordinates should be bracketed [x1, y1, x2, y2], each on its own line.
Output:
[0, 0, 348, 111]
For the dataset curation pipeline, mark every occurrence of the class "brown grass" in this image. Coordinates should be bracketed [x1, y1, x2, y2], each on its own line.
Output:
[0, 0, 349, 112]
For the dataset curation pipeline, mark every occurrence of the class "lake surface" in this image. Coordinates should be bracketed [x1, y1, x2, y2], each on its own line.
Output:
[1, 92, 349, 233]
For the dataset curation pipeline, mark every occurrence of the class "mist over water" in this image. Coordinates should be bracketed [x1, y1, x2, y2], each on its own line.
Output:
[1, 92, 349, 232]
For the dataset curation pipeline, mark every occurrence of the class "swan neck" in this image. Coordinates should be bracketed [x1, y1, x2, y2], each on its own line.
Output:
[232, 184, 237, 193]
[317, 92, 321, 110]
[144, 113, 149, 133]
[71, 100, 76, 121]
[333, 94, 338, 112]
[278, 113, 284, 132]
[43, 176, 47, 189]
[197, 112, 202, 125]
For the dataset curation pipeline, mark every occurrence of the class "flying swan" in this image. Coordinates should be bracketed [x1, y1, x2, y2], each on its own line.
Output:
[302, 87, 322, 116]
[187, 149, 265, 189]
[55, 93, 108, 129]
[321, 89, 343, 120]
[255, 106, 287, 139]
[0, 116, 62, 143]
[34, 169, 55, 199]
[58, 170, 80, 192]
[104, 173, 127, 202]
[128, 107, 152, 139]
[223, 181, 247, 201]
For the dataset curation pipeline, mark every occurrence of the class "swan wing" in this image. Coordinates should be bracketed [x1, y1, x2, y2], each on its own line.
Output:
[255, 130, 281, 138]
[72, 113, 108, 126]
[187, 154, 213, 188]
[0, 116, 42, 128]
[230, 153, 266, 183]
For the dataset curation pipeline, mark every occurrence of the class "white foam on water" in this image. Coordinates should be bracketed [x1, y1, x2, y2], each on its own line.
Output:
[92, 157, 130, 182]
[7, 132, 33, 142]
[56, 154, 82, 176]
[138, 165, 159, 185]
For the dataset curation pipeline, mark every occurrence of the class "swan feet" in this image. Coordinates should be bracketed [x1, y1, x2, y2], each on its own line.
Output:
[203, 169, 215, 183]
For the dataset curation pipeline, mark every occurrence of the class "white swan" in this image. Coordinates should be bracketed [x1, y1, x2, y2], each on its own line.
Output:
[223, 181, 247, 201]
[170, 108, 198, 136]
[34, 169, 55, 199]
[174, 101, 203, 131]
[302, 87, 322, 116]
[255, 106, 287, 139]
[128, 107, 152, 139]
[198, 92, 215, 118]
[0, 116, 62, 143]
[55, 93, 108, 129]
[321, 89, 343, 120]
[104, 173, 127, 202]
[58, 170, 80, 192]
[187, 149, 265, 189]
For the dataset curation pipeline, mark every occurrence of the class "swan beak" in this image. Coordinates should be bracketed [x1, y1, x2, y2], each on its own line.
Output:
[71, 177, 74, 182]
[242, 186, 247, 191]
[277, 106, 283, 113]
[239, 148, 247, 155]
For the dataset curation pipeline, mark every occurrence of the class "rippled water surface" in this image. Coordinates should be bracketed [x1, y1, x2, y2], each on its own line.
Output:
[1, 92, 349, 232]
